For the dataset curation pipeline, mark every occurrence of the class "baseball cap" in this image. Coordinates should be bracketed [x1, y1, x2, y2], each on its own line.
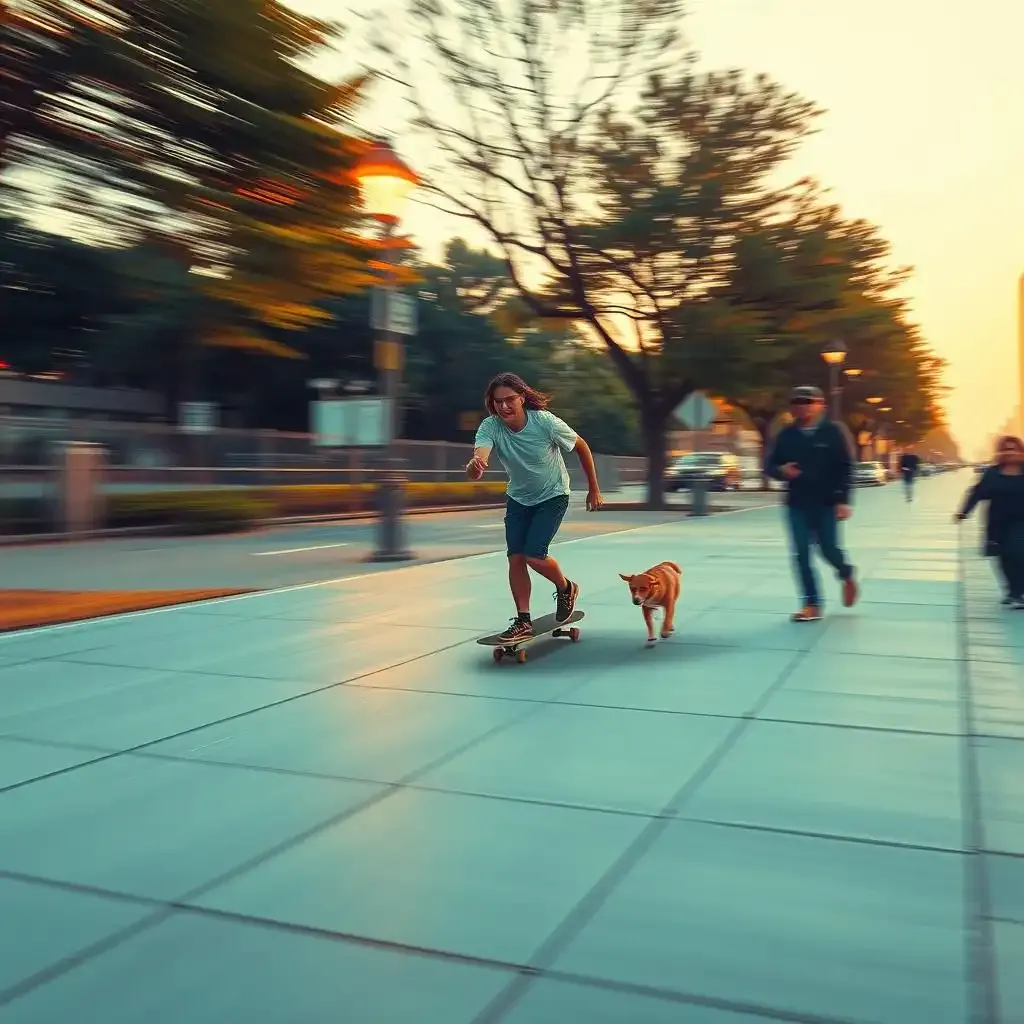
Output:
[790, 386, 825, 403]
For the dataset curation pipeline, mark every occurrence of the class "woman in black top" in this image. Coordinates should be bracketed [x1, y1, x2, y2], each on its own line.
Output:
[956, 435, 1024, 608]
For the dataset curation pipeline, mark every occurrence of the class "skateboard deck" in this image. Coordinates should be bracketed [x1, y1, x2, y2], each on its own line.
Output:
[477, 610, 585, 664]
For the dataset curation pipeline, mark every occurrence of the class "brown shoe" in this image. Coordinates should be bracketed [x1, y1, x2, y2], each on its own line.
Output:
[791, 605, 822, 622]
[842, 576, 859, 608]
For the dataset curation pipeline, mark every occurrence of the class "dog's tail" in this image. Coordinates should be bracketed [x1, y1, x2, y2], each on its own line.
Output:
[663, 561, 681, 573]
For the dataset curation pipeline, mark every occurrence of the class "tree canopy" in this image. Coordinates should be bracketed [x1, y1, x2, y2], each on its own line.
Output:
[370, 0, 945, 502]
[2, 0, 379, 365]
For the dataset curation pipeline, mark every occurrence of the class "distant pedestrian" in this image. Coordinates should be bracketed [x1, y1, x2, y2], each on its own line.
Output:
[766, 385, 859, 621]
[956, 435, 1024, 608]
[899, 450, 921, 502]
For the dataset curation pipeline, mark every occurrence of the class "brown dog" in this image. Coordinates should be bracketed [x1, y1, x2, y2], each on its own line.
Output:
[619, 561, 682, 644]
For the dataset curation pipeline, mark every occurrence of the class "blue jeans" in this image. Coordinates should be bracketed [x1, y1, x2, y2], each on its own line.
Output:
[786, 505, 854, 606]
[996, 526, 1024, 599]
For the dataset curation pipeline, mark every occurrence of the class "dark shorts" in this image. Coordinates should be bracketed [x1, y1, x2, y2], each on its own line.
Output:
[505, 494, 570, 559]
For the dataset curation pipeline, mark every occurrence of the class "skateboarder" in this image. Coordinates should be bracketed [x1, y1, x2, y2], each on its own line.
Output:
[466, 372, 603, 643]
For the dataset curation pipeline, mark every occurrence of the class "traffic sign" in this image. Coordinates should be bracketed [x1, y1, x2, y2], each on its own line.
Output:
[371, 289, 417, 336]
[674, 391, 718, 430]
[312, 397, 392, 447]
[178, 401, 216, 434]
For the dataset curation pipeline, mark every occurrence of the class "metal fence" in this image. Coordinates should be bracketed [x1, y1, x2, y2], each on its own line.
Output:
[0, 416, 647, 507]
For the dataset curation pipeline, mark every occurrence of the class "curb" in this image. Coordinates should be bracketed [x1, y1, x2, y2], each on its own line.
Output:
[0, 502, 507, 548]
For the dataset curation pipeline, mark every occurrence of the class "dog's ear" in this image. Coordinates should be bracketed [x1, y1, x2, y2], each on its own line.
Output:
[618, 573, 631, 582]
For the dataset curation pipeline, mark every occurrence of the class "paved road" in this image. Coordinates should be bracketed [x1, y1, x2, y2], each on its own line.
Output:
[2, 469, 1021, 1023]
[1, 489, 777, 591]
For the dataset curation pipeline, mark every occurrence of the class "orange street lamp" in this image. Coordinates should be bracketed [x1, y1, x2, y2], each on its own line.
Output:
[353, 138, 419, 224]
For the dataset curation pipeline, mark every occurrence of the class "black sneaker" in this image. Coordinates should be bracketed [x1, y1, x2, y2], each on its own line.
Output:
[555, 579, 579, 622]
[497, 618, 533, 643]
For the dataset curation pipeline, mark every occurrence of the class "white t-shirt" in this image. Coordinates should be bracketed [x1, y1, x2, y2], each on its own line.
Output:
[474, 409, 578, 506]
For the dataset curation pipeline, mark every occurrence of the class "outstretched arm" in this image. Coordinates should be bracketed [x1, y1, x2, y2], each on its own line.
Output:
[466, 446, 491, 480]
[573, 436, 602, 507]
[957, 473, 989, 519]
[541, 411, 602, 509]
[467, 417, 496, 480]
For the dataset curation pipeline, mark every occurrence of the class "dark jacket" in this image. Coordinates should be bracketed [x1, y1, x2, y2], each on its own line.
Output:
[899, 453, 921, 477]
[958, 466, 1024, 555]
[766, 418, 854, 507]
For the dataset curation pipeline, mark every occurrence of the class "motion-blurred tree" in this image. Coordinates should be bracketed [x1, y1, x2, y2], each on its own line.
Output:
[705, 190, 946, 452]
[0, 216, 125, 378]
[1, 0, 379, 378]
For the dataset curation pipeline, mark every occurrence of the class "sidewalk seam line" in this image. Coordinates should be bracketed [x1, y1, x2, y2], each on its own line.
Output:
[469, 640, 818, 1023]
[956, 527, 999, 1024]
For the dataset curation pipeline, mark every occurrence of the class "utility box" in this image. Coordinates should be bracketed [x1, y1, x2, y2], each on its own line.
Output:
[59, 441, 105, 536]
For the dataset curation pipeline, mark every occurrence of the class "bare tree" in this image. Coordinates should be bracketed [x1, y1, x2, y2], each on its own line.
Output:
[371, 0, 826, 504]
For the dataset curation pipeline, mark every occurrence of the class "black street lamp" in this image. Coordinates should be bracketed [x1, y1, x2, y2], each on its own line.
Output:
[352, 138, 419, 562]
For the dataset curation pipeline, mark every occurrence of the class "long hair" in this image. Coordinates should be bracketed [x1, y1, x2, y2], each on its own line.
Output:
[995, 435, 1024, 456]
[483, 372, 550, 416]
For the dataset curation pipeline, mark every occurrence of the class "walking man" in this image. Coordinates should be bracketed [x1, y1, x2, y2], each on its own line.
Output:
[899, 449, 921, 502]
[466, 372, 602, 643]
[767, 385, 859, 621]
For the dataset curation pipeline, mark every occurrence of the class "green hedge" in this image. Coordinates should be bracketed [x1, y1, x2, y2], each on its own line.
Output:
[105, 491, 276, 534]
[260, 481, 507, 517]
[2, 481, 508, 536]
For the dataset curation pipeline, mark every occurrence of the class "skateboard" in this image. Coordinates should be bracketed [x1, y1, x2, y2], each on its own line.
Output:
[477, 610, 585, 664]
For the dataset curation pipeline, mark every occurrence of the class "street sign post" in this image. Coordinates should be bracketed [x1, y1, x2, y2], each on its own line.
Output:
[311, 397, 391, 447]
[672, 391, 718, 518]
[370, 289, 417, 336]
[673, 391, 718, 430]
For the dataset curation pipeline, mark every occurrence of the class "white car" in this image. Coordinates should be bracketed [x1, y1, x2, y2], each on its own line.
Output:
[852, 461, 887, 486]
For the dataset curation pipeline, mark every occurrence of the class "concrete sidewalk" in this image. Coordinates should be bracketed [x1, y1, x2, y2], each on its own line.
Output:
[0, 472, 1020, 1023]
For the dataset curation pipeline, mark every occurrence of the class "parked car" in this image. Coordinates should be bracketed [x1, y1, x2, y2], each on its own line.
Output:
[737, 455, 764, 490]
[852, 461, 887, 487]
[665, 451, 741, 492]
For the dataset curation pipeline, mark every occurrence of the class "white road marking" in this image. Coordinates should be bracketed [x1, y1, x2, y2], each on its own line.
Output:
[0, 503, 776, 639]
[473, 524, 503, 529]
[253, 543, 350, 557]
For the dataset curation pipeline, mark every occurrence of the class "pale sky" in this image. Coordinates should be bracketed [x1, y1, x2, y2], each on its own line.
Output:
[322, 0, 1023, 456]
[686, 0, 1024, 457]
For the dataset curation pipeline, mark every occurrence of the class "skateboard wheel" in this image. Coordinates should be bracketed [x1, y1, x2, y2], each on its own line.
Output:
[516, 649, 527, 664]
[492, 648, 504, 663]
[569, 627, 580, 642]
[552, 629, 563, 638]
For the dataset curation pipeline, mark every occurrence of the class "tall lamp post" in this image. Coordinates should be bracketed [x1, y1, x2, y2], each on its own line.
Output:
[821, 339, 848, 420]
[352, 138, 419, 562]
[865, 396, 884, 460]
